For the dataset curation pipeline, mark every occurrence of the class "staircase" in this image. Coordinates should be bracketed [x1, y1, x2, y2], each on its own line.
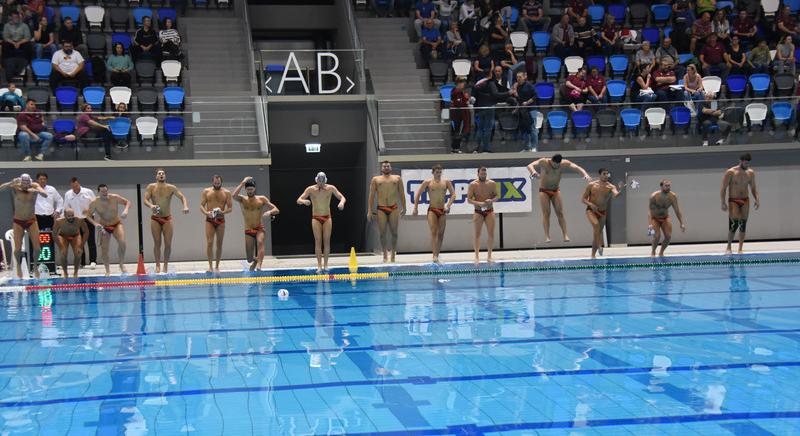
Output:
[182, 8, 262, 159]
[358, 17, 449, 154]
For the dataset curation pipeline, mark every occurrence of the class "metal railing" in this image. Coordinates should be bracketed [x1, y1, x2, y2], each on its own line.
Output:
[239, 0, 270, 156]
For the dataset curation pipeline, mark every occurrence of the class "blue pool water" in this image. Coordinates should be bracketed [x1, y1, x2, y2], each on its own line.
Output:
[1, 256, 800, 435]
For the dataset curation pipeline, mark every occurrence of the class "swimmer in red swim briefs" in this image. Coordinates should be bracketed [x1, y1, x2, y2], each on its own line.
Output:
[467, 167, 498, 265]
[647, 179, 686, 257]
[367, 161, 406, 263]
[297, 172, 346, 272]
[85, 184, 130, 276]
[721, 153, 760, 254]
[527, 153, 592, 243]
[143, 168, 189, 274]
[0, 173, 49, 278]
[582, 168, 626, 259]
[413, 164, 456, 264]
[233, 177, 279, 271]
[53, 208, 90, 278]
[200, 175, 233, 272]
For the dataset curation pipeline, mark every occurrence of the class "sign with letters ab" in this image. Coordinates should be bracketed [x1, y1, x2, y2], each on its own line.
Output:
[401, 167, 533, 215]
[264, 52, 356, 95]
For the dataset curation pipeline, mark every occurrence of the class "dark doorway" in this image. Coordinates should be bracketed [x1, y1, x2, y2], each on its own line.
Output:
[269, 142, 367, 255]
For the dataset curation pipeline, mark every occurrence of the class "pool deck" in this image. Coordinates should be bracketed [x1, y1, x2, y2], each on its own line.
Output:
[2, 240, 798, 283]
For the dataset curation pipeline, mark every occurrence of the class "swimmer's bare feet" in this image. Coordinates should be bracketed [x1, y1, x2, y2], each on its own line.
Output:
[214, 267, 220, 273]
[120, 265, 127, 274]
[563, 235, 571, 242]
[487, 257, 495, 264]
[73, 272, 78, 278]
[155, 264, 161, 274]
[62, 272, 68, 279]
[390, 253, 396, 263]
[544, 237, 551, 243]
[737, 249, 744, 254]
[473, 257, 480, 265]
[598, 246, 604, 256]
[382, 253, 388, 263]
[316, 268, 322, 274]
[248, 261, 256, 271]
[725, 246, 733, 255]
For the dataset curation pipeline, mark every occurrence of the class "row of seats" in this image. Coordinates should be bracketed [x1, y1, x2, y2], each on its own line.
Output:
[29, 58, 183, 86]
[14, 85, 184, 112]
[0, 116, 185, 146]
[45, 5, 177, 30]
[41, 0, 226, 9]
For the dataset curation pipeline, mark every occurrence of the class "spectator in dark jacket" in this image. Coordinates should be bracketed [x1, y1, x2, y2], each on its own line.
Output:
[449, 78, 471, 152]
[473, 67, 514, 152]
[57, 17, 88, 59]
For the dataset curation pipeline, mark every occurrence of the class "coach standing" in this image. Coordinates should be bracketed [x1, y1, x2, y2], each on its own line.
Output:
[34, 173, 63, 230]
[63, 177, 97, 268]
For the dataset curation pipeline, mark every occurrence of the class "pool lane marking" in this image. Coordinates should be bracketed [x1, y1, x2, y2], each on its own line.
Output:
[1, 360, 799, 409]
[3, 326, 800, 371]
[340, 411, 800, 436]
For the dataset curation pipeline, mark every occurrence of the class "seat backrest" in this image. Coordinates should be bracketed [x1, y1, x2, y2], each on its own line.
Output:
[543, 57, 561, 72]
[774, 73, 795, 89]
[161, 60, 182, 77]
[163, 117, 184, 134]
[157, 7, 177, 23]
[136, 88, 158, 103]
[163, 86, 185, 101]
[620, 108, 641, 125]
[534, 82, 554, 97]
[510, 31, 527, 49]
[588, 5, 604, 23]
[439, 84, 454, 101]
[726, 74, 746, 90]
[745, 103, 768, 120]
[28, 87, 51, 106]
[607, 80, 626, 95]
[112, 33, 132, 49]
[60, 5, 80, 21]
[596, 109, 617, 124]
[564, 56, 583, 74]
[630, 3, 648, 18]
[532, 31, 549, 47]
[670, 106, 691, 122]
[644, 107, 666, 125]
[85, 6, 105, 22]
[133, 7, 153, 26]
[587, 55, 606, 71]
[762, 0, 780, 14]
[452, 59, 470, 77]
[547, 110, 567, 127]
[137, 59, 157, 74]
[608, 4, 626, 21]
[55, 86, 78, 103]
[136, 116, 158, 134]
[534, 111, 544, 129]
[110, 86, 132, 104]
[52, 119, 75, 133]
[702, 76, 721, 95]
[0, 118, 17, 134]
[572, 110, 592, 126]
[31, 59, 51, 76]
[609, 55, 628, 70]
[651, 4, 671, 19]
[642, 28, 660, 44]
[749, 73, 770, 90]
[772, 102, 792, 117]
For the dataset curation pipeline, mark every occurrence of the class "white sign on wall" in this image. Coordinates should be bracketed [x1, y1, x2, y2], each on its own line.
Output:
[401, 167, 533, 215]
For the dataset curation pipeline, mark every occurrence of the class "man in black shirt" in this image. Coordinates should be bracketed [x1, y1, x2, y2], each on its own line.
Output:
[574, 16, 598, 57]
[473, 67, 515, 152]
[57, 17, 88, 59]
[699, 94, 731, 146]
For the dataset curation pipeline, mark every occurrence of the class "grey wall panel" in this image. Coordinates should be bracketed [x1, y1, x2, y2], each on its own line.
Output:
[267, 102, 366, 144]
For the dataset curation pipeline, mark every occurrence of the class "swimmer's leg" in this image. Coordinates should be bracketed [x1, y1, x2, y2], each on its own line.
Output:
[114, 225, 127, 273]
[204, 220, 216, 272]
[472, 213, 484, 264]
[388, 208, 400, 262]
[376, 210, 389, 262]
[151, 219, 162, 272]
[552, 191, 569, 241]
[659, 219, 673, 256]
[311, 219, 323, 272]
[322, 218, 333, 270]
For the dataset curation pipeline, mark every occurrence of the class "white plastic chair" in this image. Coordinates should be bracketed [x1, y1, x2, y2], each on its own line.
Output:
[109, 86, 132, 105]
[762, 0, 780, 16]
[701, 76, 721, 96]
[85, 6, 105, 29]
[745, 103, 768, 128]
[644, 107, 666, 133]
[510, 31, 528, 53]
[136, 116, 158, 145]
[0, 87, 22, 97]
[0, 118, 17, 143]
[452, 59, 471, 78]
[161, 60, 182, 83]
[769, 49, 776, 61]
[564, 56, 584, 74]
[535, 111, 544, 130]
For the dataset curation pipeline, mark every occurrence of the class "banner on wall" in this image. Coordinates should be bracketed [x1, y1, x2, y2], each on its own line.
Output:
[401, 167, 533, 215]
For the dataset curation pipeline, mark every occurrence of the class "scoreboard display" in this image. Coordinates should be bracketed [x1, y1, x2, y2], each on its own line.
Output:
[29, 231, 56, 276]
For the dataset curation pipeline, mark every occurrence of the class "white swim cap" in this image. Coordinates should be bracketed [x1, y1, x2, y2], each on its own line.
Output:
[20, 173, 31, 182]
[315, 172, 327, 184]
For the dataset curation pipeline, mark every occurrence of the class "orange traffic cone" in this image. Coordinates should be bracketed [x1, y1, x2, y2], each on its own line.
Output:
[136, 253, 146, 276]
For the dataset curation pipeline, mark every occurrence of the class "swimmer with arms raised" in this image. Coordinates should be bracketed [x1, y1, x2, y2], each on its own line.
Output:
[297, 172, 346, 272]
[413, 164, 456, 264]
[84, 184, 130, 276]
[582, 168, 625, 259]
[233, 177, 279, 271]
[721, 153, 759, 254]
[0, 174, 48, 278]
[527, 153, 591, 242]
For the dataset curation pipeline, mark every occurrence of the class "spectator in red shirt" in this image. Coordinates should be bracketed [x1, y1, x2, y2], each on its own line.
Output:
[653, 58, 678, 102]
[586, 66, 607, 104]
[566, 0, 587, 22]
[449, 78, 471, 153]
[600, 14, 621, 55]
[565, 66, 588, 111]
[777, 6, 800, 46]
[731, 10, 756, 50]
[16, 99, 53, 162]
[700, 34, 728, 78]
[520, 0, 550, 33]
[690, 12, 712, 54]
[76, 103, 113, 161]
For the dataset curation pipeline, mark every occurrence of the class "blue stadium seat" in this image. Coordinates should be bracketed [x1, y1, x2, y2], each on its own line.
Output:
[670, 106, 692, 134]
[82, 86, 106, 110]
[620, 108, 641, 135]
[609, 55, 628, 78]
[607, 80, 626, 103]
[608, 4, 626, 22]
[651, 4, 671, 24]
[726, 74, 747, 98]
[678, 53, 694, 64]
[52, 119, 76, 147]
[663, 26, 672, 38]
[716, 0, 735, 10]
[547, 110, 568, 139]
[163, 117, 185, 146]
[642, 28, 660, 45]
[532, 32, 550, 55]
[571, 110, 592, 138]
[789, 0, 800, 14]
[542, 56, 561, 81]
[60, 5, 80, 23]
[439, 84, 454, 107]
[112, 33, 132, 50]
[534, 82, 555, 105]
[771, 102, 793, 128]
[109, 117, 131, 141]
[45, 6, 55, 23]
[31, 59, 51, 84]
[748, 74, 771, 97]
[586, 55, 606, 74]
[55, 86, 79, 111]
[133, 7, 153, 27]
[588, 5, 605, 25]
[505, 7, 519, 27]
[157, 8, 177, 25]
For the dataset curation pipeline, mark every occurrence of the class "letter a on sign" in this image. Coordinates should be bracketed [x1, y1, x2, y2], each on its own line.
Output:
[278, 52, 310, 94]
[317, 52, 342, 94]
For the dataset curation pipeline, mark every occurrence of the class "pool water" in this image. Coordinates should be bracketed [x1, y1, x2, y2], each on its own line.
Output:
[1, 257, 800, 435]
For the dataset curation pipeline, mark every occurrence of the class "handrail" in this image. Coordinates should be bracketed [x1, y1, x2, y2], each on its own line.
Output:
[240, 0, 258, 95]
[341, 0, 366, 95]
[239, 0, 270, 156]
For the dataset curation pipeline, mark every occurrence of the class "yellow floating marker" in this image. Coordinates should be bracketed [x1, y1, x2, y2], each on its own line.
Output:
[348, 247, 358, 273]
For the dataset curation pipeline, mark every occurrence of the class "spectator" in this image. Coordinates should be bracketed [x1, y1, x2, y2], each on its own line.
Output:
[25, 0, 44, 25]
[519, 0, 549, 33]
[600, 14, 621, 56]
[672, 0, 694, 25]
[1, 0, 23, 23]
[695, 0, 716, 16]
[700, 34, 728, 77]
[574, 16, 598, 57]
[653, 58, 678, 102]
[635, 40, 657, 74]
[131, 16, 159, 62]
[512, 71, 538, 151]
[2, 10, 32, 82]
[496, 42, 525, 85]
[699, 93, 731, 146]
[50, 41, 89, 90]
[551, 14, 575, 59]
[107, 42, 134, 87]
[690, 12, 712, 54]
[565, 66, 587, 111]
[777, 6, 800, 46]
[458, 0, 479, 52]
[775, 35, 796, 75]
[731, 10, 757, 50]
[493, 0, 513, 24]
[633, 64, 657, 104]
[682, 63, 705, 114]
[712, 9, 730, 45]
[747, 39, 772, 74]
[449, 78, 471, 152]
[76, 103, 113, 161]
[419, 19, 443, 65]
[473, 44, 494, 77]
[0, 83, 25, 111]
[98, 102, 130, 149]
[488, 14, 508, 54]
[586, 66, 607, 104]
[492, 65, 509, 90]
[473, 67, 513, 152]
[57, 17, 88, 59]
[434, 0, 458, 29]
[16, 99, 52, 161]
[33, 172, 63, 231]
[566, 0, 588, 22]
[656, 37, 683, 77]
[725, 35, 749, 76]
[159, 17, 183, 62]
[414, 0, 440, 39]
[32, 15, 55, 60]
[446, 21, 465, 59]
[63, 177, 97, 268]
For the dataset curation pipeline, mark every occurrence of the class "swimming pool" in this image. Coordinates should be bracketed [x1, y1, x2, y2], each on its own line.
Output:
[1, 254, 800, 435]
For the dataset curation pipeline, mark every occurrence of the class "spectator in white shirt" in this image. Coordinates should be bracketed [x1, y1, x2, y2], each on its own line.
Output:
[63, 176, 97, 267]
[50, 40, 89, 90]
[34, 172, 64, 230]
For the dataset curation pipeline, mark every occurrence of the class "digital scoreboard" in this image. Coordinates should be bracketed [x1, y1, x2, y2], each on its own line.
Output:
[29, 231, 56, 276]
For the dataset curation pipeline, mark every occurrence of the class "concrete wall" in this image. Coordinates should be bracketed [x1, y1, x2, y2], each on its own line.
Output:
[267, 101, 366, 144]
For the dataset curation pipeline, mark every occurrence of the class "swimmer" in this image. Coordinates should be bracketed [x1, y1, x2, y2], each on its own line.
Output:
[527, 154, 591, 242]
[52, 208, 89, 278]
[647, 179, 686, 257]
[199, 175, 233, 272]
[467, 167, 497, 264]
[85, 184, 130, 276]
[582, 168, 625, 259]
[367, 160, 405, 263]
[143, 168, 189, 273]
[297, 172, 346, 272]
[0, 174, 48, 278]
[412, 164, 455, 264]
[233, 177, 279, 271]
[721, 153, 759, 254]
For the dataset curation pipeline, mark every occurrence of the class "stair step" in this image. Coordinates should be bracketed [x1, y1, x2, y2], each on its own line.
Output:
[381, 123, 448, 134]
